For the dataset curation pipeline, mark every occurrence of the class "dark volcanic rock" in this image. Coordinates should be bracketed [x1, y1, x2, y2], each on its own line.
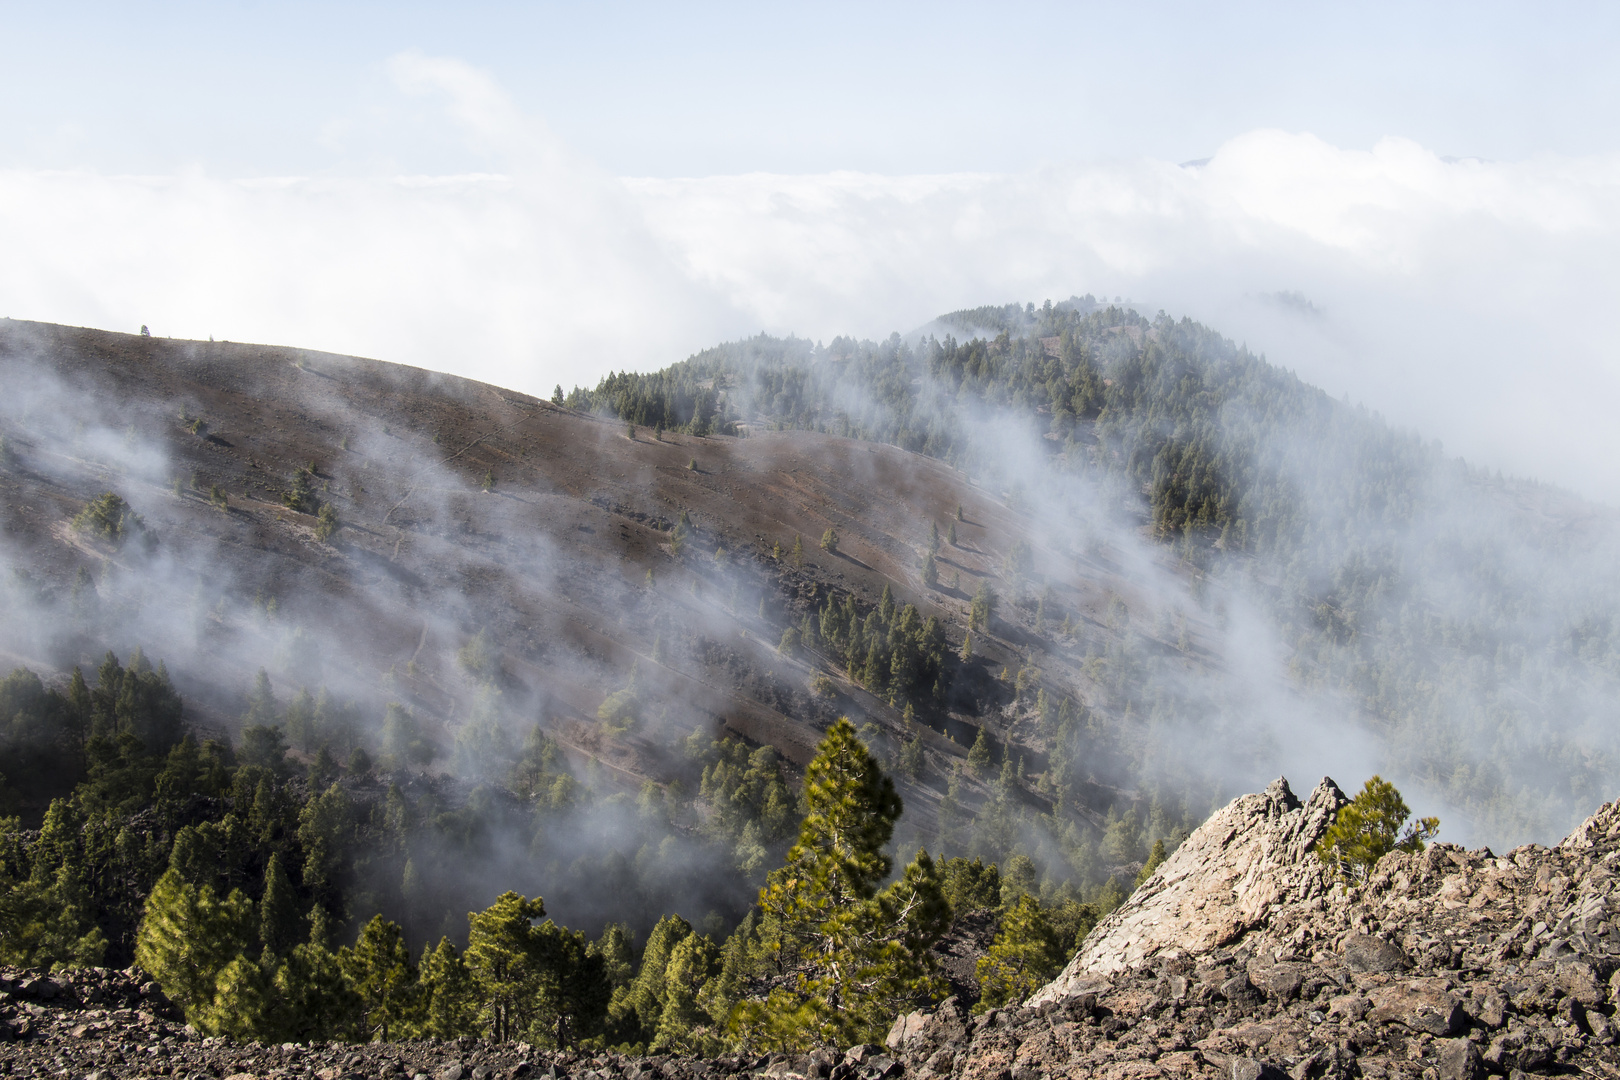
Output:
[887, 778, 1620, 1080]
[1341, 934, 1411, 974]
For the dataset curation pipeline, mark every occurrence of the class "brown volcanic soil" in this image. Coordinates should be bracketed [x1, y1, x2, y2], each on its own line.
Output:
[0, 319, 1215, 830]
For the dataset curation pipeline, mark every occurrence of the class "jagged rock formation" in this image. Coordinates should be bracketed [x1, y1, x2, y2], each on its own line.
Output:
[886, 779, 1620, 1079]
[1033, 777, 1349, 998]
[21, 778, 1620, 1080]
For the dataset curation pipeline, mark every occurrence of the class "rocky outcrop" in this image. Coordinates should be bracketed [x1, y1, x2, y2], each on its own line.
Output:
[1031, 777, 1347, 1002]
[886, 781, 1620, 1080]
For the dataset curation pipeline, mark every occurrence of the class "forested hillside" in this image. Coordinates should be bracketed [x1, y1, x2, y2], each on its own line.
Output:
[564, 298, 1620, 844]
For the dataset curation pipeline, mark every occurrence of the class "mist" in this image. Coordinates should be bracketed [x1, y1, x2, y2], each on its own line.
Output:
[2, 57, 1619, 501]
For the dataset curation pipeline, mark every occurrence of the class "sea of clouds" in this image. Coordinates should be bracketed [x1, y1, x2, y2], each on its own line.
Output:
[2, 54, 1618, 499]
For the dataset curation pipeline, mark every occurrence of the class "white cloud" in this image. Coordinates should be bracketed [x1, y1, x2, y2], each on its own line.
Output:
[2, 58, 1618, 498]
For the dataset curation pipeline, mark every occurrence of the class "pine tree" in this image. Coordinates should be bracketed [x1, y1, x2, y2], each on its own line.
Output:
[970, 581, 996, 632]
[466, 891, 548, 1041]
[947, 520, 957, 546]
[1317, 776, 1439, 882]
[533, 919, 611, 1047]
[314, 503, 339, 541]
[194, 953, 273, 1040]
[259, 853, 301, 957]
[593, 923, 636, 990]
[1135, 838, 1167, 887]
[243, 669, 278, 727]
[974, 895, 1065, 1012]
[652, 933, 720, 1053]
[959, 629, 973, 661]
[270, 937, 360, 1042]
[966, 728, 992, 773]
[134, 868, 255, 1025]
[819, 527, 839, 554]
[418, 937, 479, 1038]
[609, 913, 692, 1044]
[791, 535, 804, 567]
[737, 718, 950, 1050]
[342, 915, 420, 1041]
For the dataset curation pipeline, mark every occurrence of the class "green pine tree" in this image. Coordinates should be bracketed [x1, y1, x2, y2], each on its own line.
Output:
[466, 891, 548, 1041]
[342, 914, 420, 1041]
[966, 728, 993, 774]
[269, 937, 360, 1042]
[974, 895, 1065, 1012]
[259, 853, 301, 957]
[970, 581, 996, 632]
[1135, 838, 1168, 887]
[651, 933, 720, 1054]
[134, 868, 255, 1026]
[736, 718, 950, 1050]
[417, 937, 479, 1038]
[1317, 776, 1439, 882]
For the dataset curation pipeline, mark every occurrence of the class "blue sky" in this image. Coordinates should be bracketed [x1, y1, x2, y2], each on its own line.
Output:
[6, 1, 1615, 176]
[4, 2, 1620, 498]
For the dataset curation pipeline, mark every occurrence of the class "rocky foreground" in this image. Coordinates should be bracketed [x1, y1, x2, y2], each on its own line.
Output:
[12, 777, 1620, 1080]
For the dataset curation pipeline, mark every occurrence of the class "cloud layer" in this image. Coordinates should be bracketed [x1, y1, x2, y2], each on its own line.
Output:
[3, 57, 1618, 498]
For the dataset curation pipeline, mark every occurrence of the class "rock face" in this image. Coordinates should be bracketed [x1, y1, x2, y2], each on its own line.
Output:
[885, 780, 1620, 1080]
[1031, 777, 1348, 1002]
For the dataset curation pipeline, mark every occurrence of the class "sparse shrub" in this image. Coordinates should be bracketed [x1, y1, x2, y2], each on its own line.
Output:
[809, 672, 835, 698]
[1001, 539, 1033, 580]
[481, 469, 495, 492]
[314, 504, 339, 541]
[777, 628, 800, 657]
[597, 686, 642, 736]
[687, 458, 697, 471]
[210, 485, 229, 512]
[458, 629, 496, 679]
[188, 417, 209, 437]
[71, 492, 152, 550]
[282, 468, 320, 514]
[971, 580, 997, 631]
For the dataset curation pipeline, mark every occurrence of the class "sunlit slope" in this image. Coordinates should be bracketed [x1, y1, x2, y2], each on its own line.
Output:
[0, 319, 1206, 851]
